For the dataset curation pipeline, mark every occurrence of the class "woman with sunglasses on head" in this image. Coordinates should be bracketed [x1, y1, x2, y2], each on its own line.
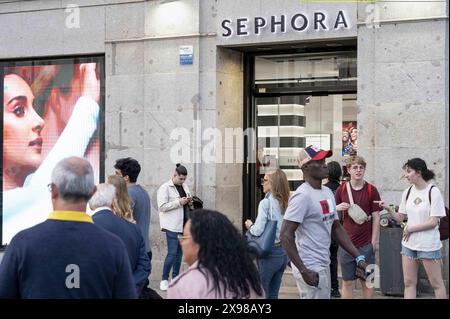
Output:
[244, 168, 290, 299]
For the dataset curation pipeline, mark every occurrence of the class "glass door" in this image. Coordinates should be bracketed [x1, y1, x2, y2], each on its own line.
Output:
[243, 49, 357, 222]
[255, 95, 307, 209]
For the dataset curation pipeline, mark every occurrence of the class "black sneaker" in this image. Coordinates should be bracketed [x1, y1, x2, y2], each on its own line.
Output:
[331, 289, 341, 298]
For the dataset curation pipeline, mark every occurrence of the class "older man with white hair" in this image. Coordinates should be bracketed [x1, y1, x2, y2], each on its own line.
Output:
[0, 157, 136, 299]
[89, 183, 150, 295]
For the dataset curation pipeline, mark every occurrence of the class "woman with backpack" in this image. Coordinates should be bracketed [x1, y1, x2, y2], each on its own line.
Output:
[244, 169, 290, 299]
[378, 158, 447, 299]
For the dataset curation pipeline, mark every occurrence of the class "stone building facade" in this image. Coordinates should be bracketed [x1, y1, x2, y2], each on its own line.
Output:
[0, 0, 448, 291]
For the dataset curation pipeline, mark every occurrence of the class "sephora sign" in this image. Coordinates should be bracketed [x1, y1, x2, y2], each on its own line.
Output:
[221, 11, 351, 37]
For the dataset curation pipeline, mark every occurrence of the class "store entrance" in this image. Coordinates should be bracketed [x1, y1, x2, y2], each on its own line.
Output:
[243, 49, 357, 224]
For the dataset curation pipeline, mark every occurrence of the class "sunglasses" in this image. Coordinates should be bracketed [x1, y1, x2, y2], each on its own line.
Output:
[177, 234, 191, 242]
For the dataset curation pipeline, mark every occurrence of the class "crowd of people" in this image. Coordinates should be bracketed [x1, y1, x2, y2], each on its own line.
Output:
[0, 146, 447, 299]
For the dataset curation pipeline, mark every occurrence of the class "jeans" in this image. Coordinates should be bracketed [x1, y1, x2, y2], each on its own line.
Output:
[329, 239, 339, 290]
[258, 245, 288, 299]
[162, 230, 183, 281]
[401, 245, 442, 260]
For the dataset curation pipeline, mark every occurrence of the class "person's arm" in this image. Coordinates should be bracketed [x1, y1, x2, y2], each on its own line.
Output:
[406, 217, 440, 233]
[157, 184, 181, 212]
[403, 217, 440, 242]
[247, 199, 270, 236]
[335, 185, 350, 221]
[371, 187, 381, 251]
[377, 202, 406, 223]
[371, 211, 380, 252]
[133, 234, 151, 294]
[0, 241, 20, 298]
[27, 96, 100, 187]
[2, 185, 46, 222]
[280, 220, 319, 287]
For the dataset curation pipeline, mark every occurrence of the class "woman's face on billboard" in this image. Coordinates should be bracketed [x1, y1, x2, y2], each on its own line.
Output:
[350, 128, 357, 142]
[3, 74, 45, 173]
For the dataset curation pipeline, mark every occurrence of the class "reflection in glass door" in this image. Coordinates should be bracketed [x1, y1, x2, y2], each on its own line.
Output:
[255, 95, 307, 210]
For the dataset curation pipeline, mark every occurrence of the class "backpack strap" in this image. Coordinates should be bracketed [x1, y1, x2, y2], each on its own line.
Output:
[341, 182, 346, 197]
[339, 182, 346, 222]
[345, 182, 355, 205]
[341, 181, 373, 200]
[367, 183, 372, 201]
[405, 185, 413, 203]
[428, 185, 437, 222]
[268, 196, 273, 220]
[428, 185, 435, 204]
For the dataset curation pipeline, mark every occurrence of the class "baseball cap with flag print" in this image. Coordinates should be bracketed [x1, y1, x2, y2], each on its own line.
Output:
[298, 145, 333, 168]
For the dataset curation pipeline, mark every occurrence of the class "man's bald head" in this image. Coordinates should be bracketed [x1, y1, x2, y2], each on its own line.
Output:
[51, 157, 95, 202]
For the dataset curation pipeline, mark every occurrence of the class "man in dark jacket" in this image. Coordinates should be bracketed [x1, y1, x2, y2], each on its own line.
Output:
[89, 183, 150, 295]
[0, 157, 136, 299]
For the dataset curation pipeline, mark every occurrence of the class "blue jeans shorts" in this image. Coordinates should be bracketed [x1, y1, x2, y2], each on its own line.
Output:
[401, 245, 442, 260]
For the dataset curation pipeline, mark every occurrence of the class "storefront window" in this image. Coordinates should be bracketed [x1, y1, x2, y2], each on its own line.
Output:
[253, 51, 357, 200]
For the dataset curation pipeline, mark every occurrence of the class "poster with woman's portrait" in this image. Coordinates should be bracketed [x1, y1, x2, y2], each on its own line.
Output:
[1, 57, 104, 245]
[342, 121, 357, 156]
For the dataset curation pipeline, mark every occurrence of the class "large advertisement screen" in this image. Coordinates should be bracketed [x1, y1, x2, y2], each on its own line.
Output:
[1, 57, 104, 246]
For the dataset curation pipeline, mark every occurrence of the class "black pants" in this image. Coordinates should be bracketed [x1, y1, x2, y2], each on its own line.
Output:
[139, 251, 162, 299]
[145, 251, 152, 287]
[329, 239, 339, 291]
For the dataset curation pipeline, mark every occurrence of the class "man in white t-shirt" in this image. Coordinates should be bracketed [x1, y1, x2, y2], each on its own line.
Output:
[280, 145, 367, 299]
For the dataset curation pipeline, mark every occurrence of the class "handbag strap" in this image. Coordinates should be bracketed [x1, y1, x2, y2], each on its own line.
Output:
[267, 196, 273, 221]
[346, 182, 355, 205]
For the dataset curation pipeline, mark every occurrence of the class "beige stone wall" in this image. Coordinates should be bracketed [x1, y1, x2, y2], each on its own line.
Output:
[0, 0, 448, 290]
[357, 3, 449, 291]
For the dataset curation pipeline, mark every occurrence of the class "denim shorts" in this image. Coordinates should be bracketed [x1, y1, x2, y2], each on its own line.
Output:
[401, 245, 442, 260]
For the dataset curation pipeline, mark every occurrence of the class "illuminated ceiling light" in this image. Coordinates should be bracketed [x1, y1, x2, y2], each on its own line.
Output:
[160, 0, 179, 4]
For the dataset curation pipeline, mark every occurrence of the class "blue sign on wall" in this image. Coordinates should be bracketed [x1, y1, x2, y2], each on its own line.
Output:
[179, 45, 194, 65]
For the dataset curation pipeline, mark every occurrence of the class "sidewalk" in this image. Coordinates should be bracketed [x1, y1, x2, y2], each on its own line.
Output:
[149, 266, 437, 299]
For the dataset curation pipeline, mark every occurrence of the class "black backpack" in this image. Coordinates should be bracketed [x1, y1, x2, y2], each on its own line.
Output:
[189, 196, 203, 210]
[405, 185, 449, 241]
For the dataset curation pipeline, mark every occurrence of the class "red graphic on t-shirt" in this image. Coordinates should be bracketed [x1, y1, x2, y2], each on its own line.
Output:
[320, 200, 330, 215]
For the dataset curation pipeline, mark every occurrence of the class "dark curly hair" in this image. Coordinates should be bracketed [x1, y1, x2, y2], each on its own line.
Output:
[189, 209, 263, 298]
[114, 157, 141, 183]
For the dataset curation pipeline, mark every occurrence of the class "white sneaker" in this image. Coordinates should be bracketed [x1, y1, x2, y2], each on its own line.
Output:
[159, 280, 169, 291]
